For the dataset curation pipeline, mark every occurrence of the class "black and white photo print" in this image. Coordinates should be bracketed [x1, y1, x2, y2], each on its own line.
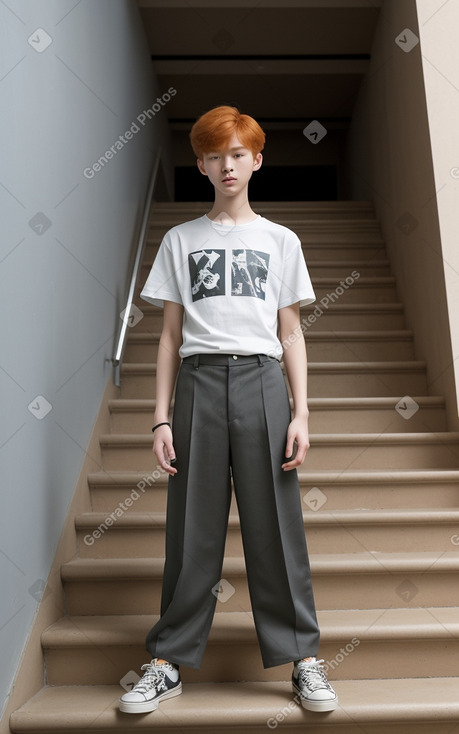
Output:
[189, 249, 226, 301]
[231, 249, 269, 300]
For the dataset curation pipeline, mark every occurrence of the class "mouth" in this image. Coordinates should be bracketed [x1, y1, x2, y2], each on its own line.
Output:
[222, 177, 237, 183]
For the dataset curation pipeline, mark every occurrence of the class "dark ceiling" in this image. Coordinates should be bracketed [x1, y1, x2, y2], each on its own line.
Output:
[136, 0, 381, 131]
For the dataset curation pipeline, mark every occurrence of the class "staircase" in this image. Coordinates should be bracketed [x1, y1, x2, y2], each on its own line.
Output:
[9, 201, 459, 733]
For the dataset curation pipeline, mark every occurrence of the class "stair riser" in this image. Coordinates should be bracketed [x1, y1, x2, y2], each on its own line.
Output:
[76, 521, 459, 558]
[147, 230, 384, 245]
[109, 404, 443, 434]
[9, 708, 459, 734]
[140, 263, 392, 284]
[89, 480, 459, 514]
[300, 481, 459, 510]
[147, 221, 383, 233]
[135, 282, 397, 305]
[312, 284, 396, 303]
[63, 569, 458, 616]
[119, 371, 427, 399]
[43, 636, 459, 686]
[144, 242, 387, 264]
[124, 338, 415, 364]
[149, 208, 377, 222]
[305, 340, 414, 361]
[148, 213, 381, 222]
[100, 439, 457, 472]
[133, 311, 405, 332]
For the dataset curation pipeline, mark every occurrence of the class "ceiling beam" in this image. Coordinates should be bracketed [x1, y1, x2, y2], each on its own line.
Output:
[152, 58, 370, 75]
[138, 0, 382, 7]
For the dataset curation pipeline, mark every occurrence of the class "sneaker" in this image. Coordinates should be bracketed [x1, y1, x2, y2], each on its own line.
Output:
[292, 658, 338, 712]
[119, 658, 182, 714]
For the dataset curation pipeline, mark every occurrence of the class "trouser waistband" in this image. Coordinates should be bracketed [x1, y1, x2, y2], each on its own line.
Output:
[182, 353, 274, 368]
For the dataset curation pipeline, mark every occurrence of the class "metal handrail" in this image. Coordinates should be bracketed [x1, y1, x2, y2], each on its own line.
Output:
[112, 146, 162, 386]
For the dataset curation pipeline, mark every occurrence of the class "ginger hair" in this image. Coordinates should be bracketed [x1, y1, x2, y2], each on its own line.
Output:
[189, 105, 265, 159]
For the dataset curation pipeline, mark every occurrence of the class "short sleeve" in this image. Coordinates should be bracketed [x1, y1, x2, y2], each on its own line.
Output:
[140, 236, 183, 308]
[278, 234, 316, 308]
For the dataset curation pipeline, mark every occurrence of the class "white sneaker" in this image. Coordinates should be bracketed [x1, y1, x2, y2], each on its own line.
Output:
[292, 658, 338, 712]
[119, 658, 182, 714]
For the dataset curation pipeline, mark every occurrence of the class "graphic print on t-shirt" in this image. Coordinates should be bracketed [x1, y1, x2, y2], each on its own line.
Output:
[188, 248, 270, 302]
[231, 249, 269, 300]
[189, 249, 225, 301]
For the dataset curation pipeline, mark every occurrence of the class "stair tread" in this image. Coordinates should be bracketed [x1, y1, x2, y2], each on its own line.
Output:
[107, 395, 443, 410]
[42, 607, 459, 648]
[75, 507, 459, 528]
[61, 551, 459, 579]
[99, 430, 459, 445]
[87, 466, 458, 485]
[10, 679, 459, 731]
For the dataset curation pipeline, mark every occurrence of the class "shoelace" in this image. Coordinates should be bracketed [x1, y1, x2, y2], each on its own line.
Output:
[131, 662, 167, 695]
[296, 659, 332, 692]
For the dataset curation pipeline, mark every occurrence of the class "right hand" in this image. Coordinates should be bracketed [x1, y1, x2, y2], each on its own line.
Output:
[153, 424, 177, 476]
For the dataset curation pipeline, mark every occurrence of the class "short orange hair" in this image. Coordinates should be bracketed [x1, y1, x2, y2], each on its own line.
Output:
[190, 106, 265, 159]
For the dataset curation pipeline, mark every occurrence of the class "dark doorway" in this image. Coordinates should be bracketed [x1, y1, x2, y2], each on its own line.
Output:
[174, 165, 338, 202]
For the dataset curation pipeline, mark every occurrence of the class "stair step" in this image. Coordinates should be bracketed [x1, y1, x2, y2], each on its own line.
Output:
[87, 468, 459, 513]
[151, 199, 376, 215]
[109, 394, 445, 433]
[149, 220, 383, 235]
[41, 607, 459, 685]
[12, 677, 459, 734]
[149, 217, 382, 232]
[119, 360, 427, 399]
[125, 329, 416, 363]
[307, 276, 395, 302]
[75, 507, 459, 558]
[61, 552, 459, 615]
[136, 275, 397, 305]
[135, 301, 403, 332]
[140, 259, 391, 284]
[99, 430, 459, 472]
[145, 241, 388, 264]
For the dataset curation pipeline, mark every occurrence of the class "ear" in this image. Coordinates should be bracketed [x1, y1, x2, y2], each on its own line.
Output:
[252, 152, 263, 171]
[196, 158, 208, 177]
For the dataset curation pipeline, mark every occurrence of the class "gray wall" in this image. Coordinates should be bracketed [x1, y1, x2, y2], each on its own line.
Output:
[0, 0, 171, 713]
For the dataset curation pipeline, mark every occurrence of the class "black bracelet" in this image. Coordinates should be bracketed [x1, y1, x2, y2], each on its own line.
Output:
[152, 421, 171, 433]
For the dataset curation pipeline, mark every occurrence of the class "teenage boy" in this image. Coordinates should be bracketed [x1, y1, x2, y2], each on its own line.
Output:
[119, 106, 338, 715]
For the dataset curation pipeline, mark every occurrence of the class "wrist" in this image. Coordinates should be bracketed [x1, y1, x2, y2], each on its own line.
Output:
[293, 409, 309, 420]
[152, 421, 171, 433]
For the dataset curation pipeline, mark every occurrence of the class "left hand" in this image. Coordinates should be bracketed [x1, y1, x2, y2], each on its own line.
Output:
[281, 416, 310, 471]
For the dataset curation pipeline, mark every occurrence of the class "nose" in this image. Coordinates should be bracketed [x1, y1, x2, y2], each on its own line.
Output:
[222, 159, 233, 172]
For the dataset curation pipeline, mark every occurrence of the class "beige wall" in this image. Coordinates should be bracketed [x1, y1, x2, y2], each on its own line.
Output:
[416, 0, 459, 425]
[346, 0, 459, 429]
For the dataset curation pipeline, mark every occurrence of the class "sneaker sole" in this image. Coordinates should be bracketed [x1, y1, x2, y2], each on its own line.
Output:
[292, 681, 339, 713]
[119, 683, 182, 714]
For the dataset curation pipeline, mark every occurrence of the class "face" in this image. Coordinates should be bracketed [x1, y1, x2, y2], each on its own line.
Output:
[197, 133, 263, 197]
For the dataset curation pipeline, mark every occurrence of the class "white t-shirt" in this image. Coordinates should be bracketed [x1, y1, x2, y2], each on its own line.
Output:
[140, 214, 315, 360]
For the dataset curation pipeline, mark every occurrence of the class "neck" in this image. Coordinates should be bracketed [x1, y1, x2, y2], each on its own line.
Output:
[207, 190, 257, 224]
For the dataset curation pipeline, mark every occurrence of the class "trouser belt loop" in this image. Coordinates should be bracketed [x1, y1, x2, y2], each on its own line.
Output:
[257, 354, 263, 367]
[193, 355, 200, 370]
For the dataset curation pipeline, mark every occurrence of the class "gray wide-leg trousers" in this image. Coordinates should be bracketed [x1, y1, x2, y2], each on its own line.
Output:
[146, 353, 320, 669]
